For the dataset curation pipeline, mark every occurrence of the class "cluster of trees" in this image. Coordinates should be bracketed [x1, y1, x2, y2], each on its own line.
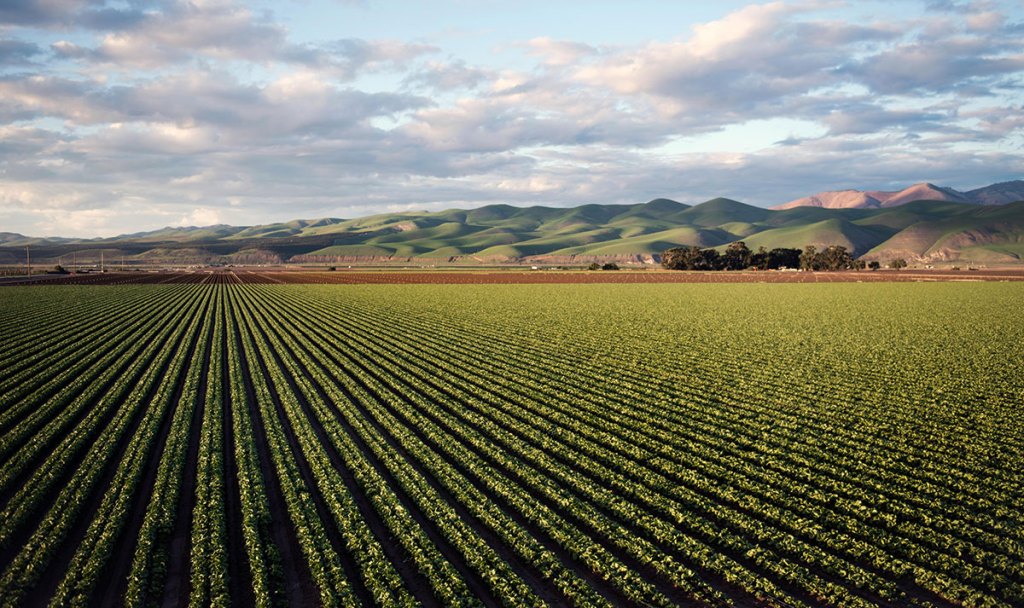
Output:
[662, 242, 904, 271]
[662, 242, 803, 271]
[587, 262, 620, 270]
[799, 245, 858, 271]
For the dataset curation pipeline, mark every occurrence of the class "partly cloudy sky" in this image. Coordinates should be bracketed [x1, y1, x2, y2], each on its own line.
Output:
[1, 0, 1022, 237]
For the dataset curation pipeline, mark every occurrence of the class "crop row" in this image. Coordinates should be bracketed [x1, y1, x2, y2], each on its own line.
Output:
[0, 283, 1020, 607]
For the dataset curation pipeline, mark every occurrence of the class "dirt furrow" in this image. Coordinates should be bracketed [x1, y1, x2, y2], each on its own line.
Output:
[21, 290, 211, 608]
[228, 297, 318, 607]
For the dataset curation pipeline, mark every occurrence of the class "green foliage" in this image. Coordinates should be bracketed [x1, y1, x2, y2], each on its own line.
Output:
[660, 245, 720, 270]
[721, 241, 752, 270]
[799, 245, 818, 271]
[795, 244, 854, 271]
[666, 244, 835, 271]
[820, 245, 854, 271]
[767, 247, 802, 269]
[1, 283, 1022, 607]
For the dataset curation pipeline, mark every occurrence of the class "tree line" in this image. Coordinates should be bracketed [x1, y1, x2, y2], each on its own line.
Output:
[661, 242, 904, 271]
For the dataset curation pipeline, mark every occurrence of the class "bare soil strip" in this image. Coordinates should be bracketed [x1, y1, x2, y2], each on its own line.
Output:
[159, 307, 216, 608]
[258, 290, 635, 607]
[230, 299, 319, 607]
[4, 267, 1023, 286]
[0, 295, 202, 572]
[220, 297, 257, 608]
[242, 310, 377, 607]
[23, 292, 210, 607]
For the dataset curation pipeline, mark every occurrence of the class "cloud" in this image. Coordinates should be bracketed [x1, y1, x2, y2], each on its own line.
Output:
[0, 38, 44, 65]
[397, 89, 672, 155]
[821, 103, 949, 136]
[841, 2, 1023, 95]
[571, 4, 901, 124]
[0, 0, 91, 27]
[40, 1, 437, 75]
[966, 10, 1007, 31]
[958, 103, 1024, 140]
[0, 0, 158, 29]
[320, 38, 438, 77]
[69, 2, 293, 68]
[525, 37, 597, 66]
[177, 207, 222, 227]
[925, 0, 998, 14]
[403, 60, 490, 91]
[845, 38, 1024, 95]
[0, 74, 98, 124]
[0, 70, 428, 138]
[389, 3, 910, 155]
[1, 0, 1022, 237]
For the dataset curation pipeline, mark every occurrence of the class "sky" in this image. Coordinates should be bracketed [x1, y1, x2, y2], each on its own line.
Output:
[1, 0, 1023, 237]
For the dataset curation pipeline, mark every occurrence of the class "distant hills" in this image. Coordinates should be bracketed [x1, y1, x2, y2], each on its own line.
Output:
[2, 181, 1023, 266]
[773, 180, 1024, 210]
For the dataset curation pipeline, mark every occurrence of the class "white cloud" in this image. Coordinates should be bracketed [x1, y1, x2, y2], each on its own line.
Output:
[1, 0, 1022, 237]
[177, 207, 222, 227]
[525, 37, 597, 66]
[403, 60, 490, 91]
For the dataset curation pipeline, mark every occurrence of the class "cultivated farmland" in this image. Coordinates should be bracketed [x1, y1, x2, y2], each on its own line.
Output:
[0, 283, 1022, 607]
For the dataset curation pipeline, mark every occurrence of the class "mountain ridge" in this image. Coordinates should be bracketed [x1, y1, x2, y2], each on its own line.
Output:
[3, 182, 1023, 266]
[773, 180, 1023, 210]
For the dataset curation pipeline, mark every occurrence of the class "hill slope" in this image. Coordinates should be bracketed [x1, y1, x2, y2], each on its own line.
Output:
[774, 182, 974, 210]
[966, 180, 1024, 205]
[5, 196, 1024, 266]
[774, 180, 1024, 211]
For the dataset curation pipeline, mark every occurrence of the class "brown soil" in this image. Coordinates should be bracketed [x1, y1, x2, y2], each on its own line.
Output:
[4, 268, 1023, 286]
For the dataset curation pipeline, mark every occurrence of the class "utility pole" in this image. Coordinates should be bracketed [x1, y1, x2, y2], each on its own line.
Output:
[73, 252, 77, 273]
[25, 245, 30, 277]
[101, 251, 105, 273]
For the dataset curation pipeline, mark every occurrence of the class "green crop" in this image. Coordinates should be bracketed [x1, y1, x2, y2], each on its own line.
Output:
[0, 283, 1021, 607]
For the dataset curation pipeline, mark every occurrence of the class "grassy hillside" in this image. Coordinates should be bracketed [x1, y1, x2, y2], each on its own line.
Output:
[741, 218, 893, 256]
[5, 198, 1024, 265]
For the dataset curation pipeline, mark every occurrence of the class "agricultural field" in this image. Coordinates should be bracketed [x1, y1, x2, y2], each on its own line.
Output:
[5, 267, 1024, 287]
[0, 282, 1022, 607]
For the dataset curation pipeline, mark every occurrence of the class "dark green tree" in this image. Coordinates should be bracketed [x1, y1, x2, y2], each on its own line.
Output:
[750, 246, 769, 270]
[722, 241, 752, 270]
[661, 245, 722, 270]
[767, 248, 801, 270]
[800, 246, 818, 271]
[661, 246, 702, 270]
[601, 262, 620, 270]
[889, 258, 908, 270]
[821, 245, 853, 271]
[695, 248, 721, 270]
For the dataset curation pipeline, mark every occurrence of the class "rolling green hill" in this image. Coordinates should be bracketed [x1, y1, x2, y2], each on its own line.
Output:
[4, 197, 1024, 266]
[740, 218, 894, 255]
